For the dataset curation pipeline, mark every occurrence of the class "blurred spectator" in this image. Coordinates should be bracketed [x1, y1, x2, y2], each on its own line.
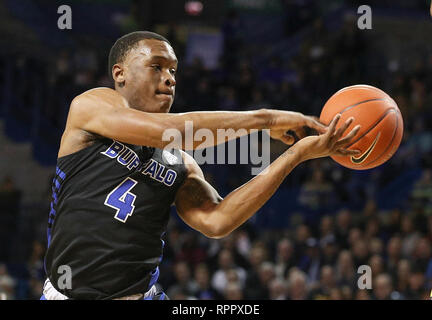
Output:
[328, 288, 343, 300]
[167, 261, 197, 298]
[387, 236, 403, 278]
[386, 209, 402, 236]
[256, 262, 276, 299]
[269, 278, 288, 300]
[362, 199, 378, 220]
[335, 250, 356, 288]
[293, 224, 311, 262]
[233, 230, 252, 261]
[395, 259, 411, 294]
[213, 234, 251, 270]
[287, 269, 309, 300]
[364, 217, 382, 241]
[369, 238, 384, 256]
[308, 265, 337, 300]
[372, 274, 395, 300]
[400, 215, 421, 258]
[0, 263, 15, 300]
[347, 227, 363, 250]
[211, 249, 246, 295]
[412, 237, 432, 272]
[274, 238, 296, 279]
[168, 287, 195, 300]
[319, 216, 335, 240]
[175, 233, 207, 267]
[191, 263, 220, 300]
[297, 238, 321, 286]
[404, 270, 427, 300]
[355, 289, 371, 300]
[244, 243, 269, 299]
[352, 239, 370, 269]
[340, 285, 353, 300]
[27, 240, 45, 299]
[369, 254, 385, 279]
[335, 209, 353, 249]
[224, 281, 244, 300]
[320, 235, 338, 265]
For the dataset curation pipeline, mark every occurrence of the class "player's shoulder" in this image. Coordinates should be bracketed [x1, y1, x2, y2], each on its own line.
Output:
[71, 87, 125, 108]
[68, 87, 129, 125]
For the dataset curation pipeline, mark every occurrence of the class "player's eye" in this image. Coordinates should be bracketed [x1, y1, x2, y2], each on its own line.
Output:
[151, 64, 162, 71]
[170, 68, 176, 75]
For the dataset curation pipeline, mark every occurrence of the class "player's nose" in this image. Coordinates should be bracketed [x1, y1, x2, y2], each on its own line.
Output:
[164, 73, 176, 87]
[165, 78, 176, 87]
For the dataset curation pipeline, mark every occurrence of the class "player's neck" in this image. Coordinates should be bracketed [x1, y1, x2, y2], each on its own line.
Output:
[114, 86, 144, 112]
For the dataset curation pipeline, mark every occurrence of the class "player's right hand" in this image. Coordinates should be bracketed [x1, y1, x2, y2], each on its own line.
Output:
[292, 114, 362, 161]
[267, 110, 328, 145]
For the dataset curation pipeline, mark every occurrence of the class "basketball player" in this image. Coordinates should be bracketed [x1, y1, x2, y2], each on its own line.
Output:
[41, 31, 360, 300]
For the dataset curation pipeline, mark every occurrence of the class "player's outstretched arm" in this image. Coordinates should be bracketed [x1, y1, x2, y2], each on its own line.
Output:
[174, 114, 361, 239]
[67, 87, 326, 150]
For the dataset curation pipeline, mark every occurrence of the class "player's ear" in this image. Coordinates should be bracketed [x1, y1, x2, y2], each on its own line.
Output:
[112, 64, 125, 87]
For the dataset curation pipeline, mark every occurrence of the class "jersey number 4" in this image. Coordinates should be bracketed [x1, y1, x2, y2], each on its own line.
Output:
[104, 178, 138, 223]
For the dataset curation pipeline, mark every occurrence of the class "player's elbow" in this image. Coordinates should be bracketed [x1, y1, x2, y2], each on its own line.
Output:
[200, 220, 231, 239]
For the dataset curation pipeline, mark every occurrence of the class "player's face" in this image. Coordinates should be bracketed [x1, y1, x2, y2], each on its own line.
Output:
[121, 39, 177, 113]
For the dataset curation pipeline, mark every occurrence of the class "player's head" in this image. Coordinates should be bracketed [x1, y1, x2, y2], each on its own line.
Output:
[109, 31, 177, 113]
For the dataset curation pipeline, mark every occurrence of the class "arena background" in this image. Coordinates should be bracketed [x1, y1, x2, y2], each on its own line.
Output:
[0, 0, 431, 300]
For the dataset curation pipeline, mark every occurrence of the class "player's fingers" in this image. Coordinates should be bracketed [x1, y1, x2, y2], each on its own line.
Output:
[280, 134, 295, 145]
[294, 127, 307, 140]
[332, 117, 354, 142]
[304, 116, 327, 134]
[326, 113, 341, 138]
[335, 125, 361, 147]
[335, 148, 361, 156]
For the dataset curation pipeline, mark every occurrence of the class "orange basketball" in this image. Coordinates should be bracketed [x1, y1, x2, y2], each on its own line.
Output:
[319, 85, 404, 170]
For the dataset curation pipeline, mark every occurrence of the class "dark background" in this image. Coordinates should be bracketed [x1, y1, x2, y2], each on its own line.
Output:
[0, 0, 431, 300]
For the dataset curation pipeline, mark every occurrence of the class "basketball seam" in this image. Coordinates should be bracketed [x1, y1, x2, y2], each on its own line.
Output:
[338, 98, 385, 115]
[361, 110, 400, 168]
[346, 108, 396, 149]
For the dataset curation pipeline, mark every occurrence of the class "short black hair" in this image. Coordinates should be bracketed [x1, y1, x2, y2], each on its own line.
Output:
[108, 31, 171, 79]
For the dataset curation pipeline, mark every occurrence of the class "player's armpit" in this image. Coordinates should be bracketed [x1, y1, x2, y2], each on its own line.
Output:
[177, 174, 222, 212]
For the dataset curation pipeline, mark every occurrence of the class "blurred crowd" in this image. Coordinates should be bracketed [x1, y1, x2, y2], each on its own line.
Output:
[158, 201, 432, 300]
[0, 2, 432, 299]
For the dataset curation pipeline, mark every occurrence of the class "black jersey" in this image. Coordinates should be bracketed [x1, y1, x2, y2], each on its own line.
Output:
[44, 138, 187, 299]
